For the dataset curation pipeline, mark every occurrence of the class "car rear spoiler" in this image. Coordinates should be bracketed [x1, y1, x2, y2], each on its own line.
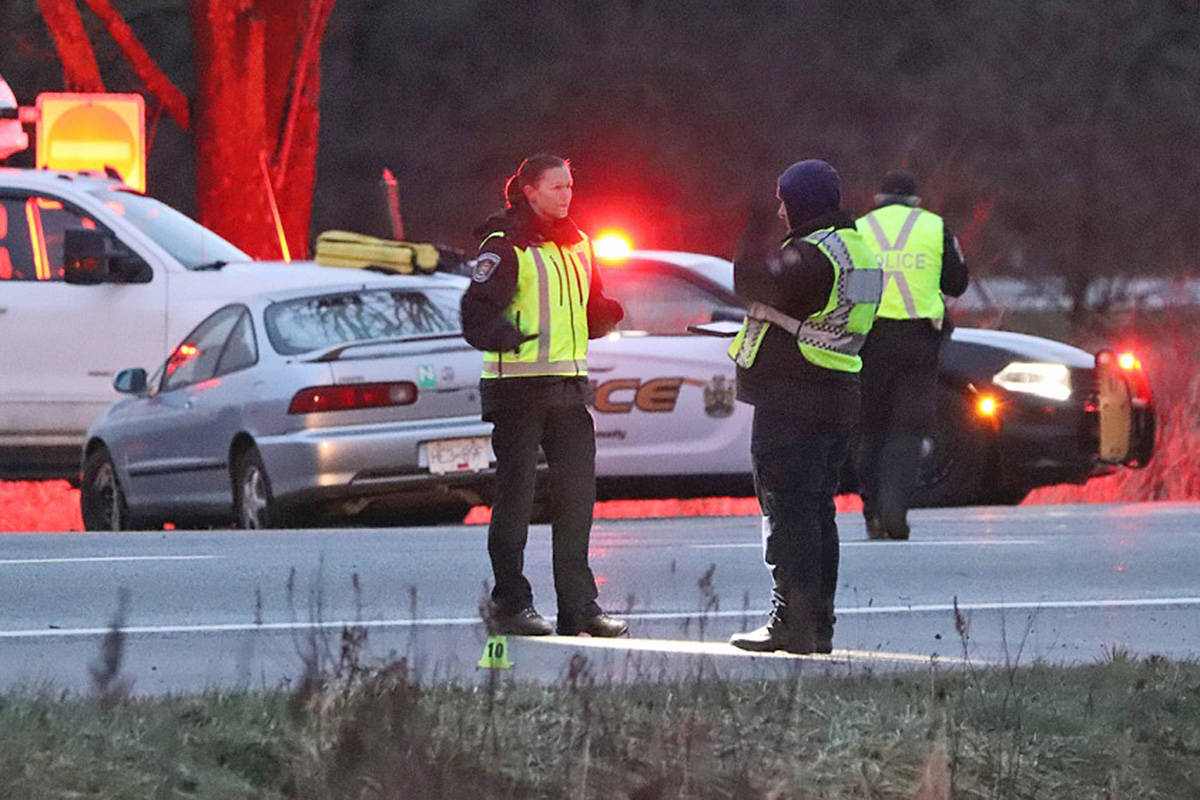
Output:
[303, 332, 468, 362]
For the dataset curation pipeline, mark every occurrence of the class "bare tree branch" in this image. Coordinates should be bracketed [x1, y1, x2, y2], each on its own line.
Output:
[35, 0, 105, 92]
[274, 0, 336, 186]
[80, 0, 190, 130]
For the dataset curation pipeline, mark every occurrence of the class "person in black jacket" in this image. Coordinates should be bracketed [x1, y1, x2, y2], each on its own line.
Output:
[460, 154, 627, 638]
[727, 160, 883, 654]
[855, 172, 969, 540]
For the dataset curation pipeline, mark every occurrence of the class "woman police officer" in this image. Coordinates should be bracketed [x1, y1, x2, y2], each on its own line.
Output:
[460, 154, 628, 637]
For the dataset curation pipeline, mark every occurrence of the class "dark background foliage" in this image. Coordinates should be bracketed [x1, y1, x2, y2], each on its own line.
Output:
[3, 0, 1199, 289]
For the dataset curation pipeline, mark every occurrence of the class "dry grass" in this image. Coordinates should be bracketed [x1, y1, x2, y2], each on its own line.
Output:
[2, 653, 1198, 799]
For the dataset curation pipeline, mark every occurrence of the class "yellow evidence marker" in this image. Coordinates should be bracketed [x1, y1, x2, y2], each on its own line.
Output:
[478, 635, 513, 669]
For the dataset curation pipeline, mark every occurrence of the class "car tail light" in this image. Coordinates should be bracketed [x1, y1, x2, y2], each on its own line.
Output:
[1116, 350, 1152, 404]
[288, 381, 417, 414]
[1096, 349, 1153, 405]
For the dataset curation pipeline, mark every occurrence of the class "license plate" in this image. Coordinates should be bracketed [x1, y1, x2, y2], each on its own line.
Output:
[426, 437, 493, 474]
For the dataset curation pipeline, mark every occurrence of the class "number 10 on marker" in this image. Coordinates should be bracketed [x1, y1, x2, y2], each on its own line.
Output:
[478, 635, 513, 669]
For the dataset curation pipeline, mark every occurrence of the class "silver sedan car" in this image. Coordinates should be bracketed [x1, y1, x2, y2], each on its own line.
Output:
[80, 275, 496, 529]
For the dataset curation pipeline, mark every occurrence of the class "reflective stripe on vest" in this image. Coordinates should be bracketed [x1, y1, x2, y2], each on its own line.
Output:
[728, 227, 882, 373]
[481, 234, 592, 379]
[857, 205, 945, 321]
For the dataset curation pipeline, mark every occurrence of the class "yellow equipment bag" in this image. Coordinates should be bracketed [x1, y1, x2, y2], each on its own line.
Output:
[314, 230, 440, 274]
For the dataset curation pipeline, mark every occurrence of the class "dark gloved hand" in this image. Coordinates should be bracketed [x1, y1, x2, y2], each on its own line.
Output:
[497, 327, 537, 352]
[588, 296, 624, 338]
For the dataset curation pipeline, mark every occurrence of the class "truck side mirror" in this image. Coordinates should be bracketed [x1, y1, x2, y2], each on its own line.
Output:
[113, 368, 147, 395]
[63, 228, 112, 285]
[64, 228, 152, 284]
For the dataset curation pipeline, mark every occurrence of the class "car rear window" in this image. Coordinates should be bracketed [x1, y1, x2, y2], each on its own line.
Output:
[265, 287, 462, 355]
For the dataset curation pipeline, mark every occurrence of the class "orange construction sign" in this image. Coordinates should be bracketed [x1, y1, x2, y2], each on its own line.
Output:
[35, 93, 145, 191]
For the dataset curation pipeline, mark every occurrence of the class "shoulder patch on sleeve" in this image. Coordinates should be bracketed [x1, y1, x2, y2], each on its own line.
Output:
[472, 252, 502, 283]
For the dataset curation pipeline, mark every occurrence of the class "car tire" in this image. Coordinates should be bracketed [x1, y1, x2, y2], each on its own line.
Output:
[911, 387, 993, 508]
[233, 446, 285, 529]
[81, 447, 137, 531]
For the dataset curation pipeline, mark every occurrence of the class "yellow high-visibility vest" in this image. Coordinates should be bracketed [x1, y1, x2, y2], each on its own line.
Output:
[481, 231, 592, 379]
[856, 205, 946, 321]
[728, 226, 882, 373]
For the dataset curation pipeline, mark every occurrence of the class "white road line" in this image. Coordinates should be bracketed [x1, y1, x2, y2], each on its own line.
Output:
[3, 596, 1198, 640]
[630, 597, 1200, 618]
[0, 555, 219, 566]
[692, 540, 1044, 549]
[531, 636, 984, 666]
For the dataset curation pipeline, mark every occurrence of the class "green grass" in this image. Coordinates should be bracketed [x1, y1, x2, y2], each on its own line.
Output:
[3, 655, 1198, 799]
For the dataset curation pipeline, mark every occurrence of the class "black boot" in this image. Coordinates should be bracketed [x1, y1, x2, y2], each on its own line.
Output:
[730, 578, 818, 654]
[877, 434, 919, 540]
[813, 598, 836, 654]
[881, 507, 910, 540]
[864, 513, 888, 540]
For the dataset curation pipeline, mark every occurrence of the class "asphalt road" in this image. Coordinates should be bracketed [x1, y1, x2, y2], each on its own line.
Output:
[1, 502, 1197, 695]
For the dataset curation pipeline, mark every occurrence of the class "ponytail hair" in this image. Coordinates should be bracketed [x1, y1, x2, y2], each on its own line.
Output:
[503, 153, 570, 210]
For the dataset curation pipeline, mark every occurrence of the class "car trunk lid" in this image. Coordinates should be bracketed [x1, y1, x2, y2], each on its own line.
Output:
[315, 339, 483, 424]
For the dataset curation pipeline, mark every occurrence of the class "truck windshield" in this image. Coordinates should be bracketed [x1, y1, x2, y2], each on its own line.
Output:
[85, 188, 250, 269]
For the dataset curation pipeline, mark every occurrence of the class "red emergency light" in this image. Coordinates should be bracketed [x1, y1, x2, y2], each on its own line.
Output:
[593, 231, 633, 261]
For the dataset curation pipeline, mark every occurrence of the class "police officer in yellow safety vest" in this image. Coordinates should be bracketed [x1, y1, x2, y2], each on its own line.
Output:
[460, 154, 627, 638]
[727, 160, 883, 654]
[855, 172, 969, 540]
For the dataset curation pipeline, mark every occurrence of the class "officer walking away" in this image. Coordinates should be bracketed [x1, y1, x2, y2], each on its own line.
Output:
[727, 160, 882, 654]
[460, 154, 628, 638]
[855, 172, 969, 540]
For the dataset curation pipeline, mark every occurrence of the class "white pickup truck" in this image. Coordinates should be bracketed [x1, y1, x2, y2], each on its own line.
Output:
[0, 167, 389, 482]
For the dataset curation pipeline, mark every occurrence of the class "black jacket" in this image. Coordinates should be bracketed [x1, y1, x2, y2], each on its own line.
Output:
[732, 209, 860, 426]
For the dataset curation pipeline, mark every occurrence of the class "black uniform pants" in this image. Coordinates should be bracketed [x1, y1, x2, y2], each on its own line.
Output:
[751, 404, 852, 614]
[487, 401, 601, 624]
[858, 320, 942, 522]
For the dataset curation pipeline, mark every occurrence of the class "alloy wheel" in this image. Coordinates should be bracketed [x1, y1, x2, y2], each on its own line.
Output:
[239, 464, 270, 529]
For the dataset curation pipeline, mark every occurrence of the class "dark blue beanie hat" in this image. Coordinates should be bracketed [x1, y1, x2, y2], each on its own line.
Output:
[776, 159, 841, 229]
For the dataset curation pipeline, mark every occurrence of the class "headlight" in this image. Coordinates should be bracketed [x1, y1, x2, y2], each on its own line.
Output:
[992, 361, 1072, 402]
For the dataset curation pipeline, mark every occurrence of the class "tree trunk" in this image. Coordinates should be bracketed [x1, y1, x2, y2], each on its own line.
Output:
[190, 0, 332, 259]
[190, 0, 277, 258]
[263, 0, 335, 260]
[35, 0, 105, 92]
